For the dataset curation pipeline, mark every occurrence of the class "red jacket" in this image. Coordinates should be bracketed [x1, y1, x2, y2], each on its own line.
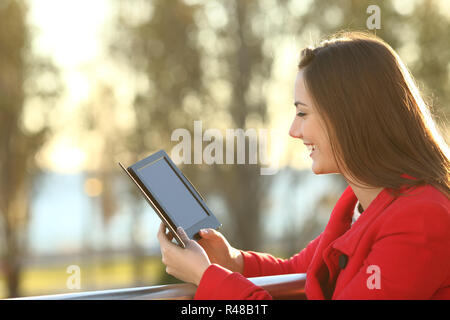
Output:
[194, 183, 450, 299]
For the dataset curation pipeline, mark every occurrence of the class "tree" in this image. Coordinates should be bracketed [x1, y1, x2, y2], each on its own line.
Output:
[0, 0, 61, 297]
[206, 0, 275, 251]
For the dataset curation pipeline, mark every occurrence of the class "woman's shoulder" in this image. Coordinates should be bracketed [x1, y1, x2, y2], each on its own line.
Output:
[382, 184, 450, 235]
[396, 184, 449, 208]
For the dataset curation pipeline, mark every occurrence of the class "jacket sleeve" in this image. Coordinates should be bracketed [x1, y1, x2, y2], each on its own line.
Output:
[194, 264, 273, 300]
[194, 233, 322, 300]
[335, 200, 450, 300]
[242, 233, 322, 278]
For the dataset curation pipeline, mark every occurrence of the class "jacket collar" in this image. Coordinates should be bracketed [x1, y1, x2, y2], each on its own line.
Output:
[331, 186, 396, 256]
[305, 185, 357, 299]
[332, 174, 418, 257]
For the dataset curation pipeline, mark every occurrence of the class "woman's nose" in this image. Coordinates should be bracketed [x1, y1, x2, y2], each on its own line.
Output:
[289, 118, 302, 139]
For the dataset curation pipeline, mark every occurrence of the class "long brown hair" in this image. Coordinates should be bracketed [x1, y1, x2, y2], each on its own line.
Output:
[298, 31, 450, 198]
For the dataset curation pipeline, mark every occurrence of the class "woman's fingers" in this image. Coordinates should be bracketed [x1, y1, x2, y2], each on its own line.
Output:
[177, 227, 190, 244]
[166, 229, 174, 241]
[199, 228, 222, 240]
[157, 222, 167, 243]
[158, 224, 181, 267]
[157, 223, 211, 285]
[158, 222, 176, 242]
[157, 223, 176, 250]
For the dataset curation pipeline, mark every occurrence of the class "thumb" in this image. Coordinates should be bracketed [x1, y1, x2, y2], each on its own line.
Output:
[199, 228, 222, 240]
[177, 227, 190, 243]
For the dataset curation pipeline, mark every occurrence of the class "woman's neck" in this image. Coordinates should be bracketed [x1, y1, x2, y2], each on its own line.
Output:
[346, 181, 384, 211]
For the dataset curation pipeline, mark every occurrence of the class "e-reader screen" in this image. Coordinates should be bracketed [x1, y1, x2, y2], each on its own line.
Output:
[136, 157, 208, 230]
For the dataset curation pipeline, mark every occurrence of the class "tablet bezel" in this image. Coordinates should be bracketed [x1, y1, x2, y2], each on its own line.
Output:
[121, 150, 221, 246]
[118, 161, 186, 248]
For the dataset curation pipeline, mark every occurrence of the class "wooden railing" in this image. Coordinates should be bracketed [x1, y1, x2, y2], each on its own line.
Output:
[10, 273, 306, 300]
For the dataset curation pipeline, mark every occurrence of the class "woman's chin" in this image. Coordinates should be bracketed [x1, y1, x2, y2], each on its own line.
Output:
[311, 162, 331, 175]
[311, 164, 323, 175]
[312, 163, 340, 175]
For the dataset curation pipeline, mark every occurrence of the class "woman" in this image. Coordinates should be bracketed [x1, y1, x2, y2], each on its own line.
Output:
[157, 31, 450, 299]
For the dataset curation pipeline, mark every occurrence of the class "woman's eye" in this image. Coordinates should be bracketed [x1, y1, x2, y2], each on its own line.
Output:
[296, 111, 306, 117]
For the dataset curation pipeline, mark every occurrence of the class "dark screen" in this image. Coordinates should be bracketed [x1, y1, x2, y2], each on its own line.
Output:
[137, 157, 207, 229]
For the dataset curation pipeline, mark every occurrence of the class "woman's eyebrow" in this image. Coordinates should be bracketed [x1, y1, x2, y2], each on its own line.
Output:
[294, 100, 308, 107]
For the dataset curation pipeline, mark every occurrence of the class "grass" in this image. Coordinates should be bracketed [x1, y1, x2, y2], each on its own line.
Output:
[0, 256, 169, 299]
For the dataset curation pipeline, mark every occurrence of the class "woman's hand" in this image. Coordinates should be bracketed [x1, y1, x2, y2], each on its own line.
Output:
[157, 223, 211, 286]
[197, 228, 244, 274]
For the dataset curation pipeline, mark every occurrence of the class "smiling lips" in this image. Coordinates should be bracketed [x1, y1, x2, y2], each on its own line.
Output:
[306, 145, 316, 152]
[304, 144, 317, 158]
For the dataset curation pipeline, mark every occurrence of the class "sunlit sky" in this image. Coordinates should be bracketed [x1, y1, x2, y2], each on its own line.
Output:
[27, 0, 310, 174]
[28, 0, 112, 172]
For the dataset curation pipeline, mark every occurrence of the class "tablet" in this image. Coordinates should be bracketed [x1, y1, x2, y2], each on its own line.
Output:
[119, 150, 221, 248]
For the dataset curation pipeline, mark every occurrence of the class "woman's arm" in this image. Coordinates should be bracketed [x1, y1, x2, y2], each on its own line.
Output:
[197, 228, 322, 278]
[194, 233, 323, 300]
[194, 264, 273, 300]
[157, 223, 323, 299]
[241, 233, 323, 277]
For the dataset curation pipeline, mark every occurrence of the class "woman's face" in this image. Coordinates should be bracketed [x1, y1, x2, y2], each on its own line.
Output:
[290, 70, 340, 175]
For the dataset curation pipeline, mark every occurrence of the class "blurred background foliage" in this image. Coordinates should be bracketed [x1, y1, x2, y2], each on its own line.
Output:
[0, 0, 449, 298]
